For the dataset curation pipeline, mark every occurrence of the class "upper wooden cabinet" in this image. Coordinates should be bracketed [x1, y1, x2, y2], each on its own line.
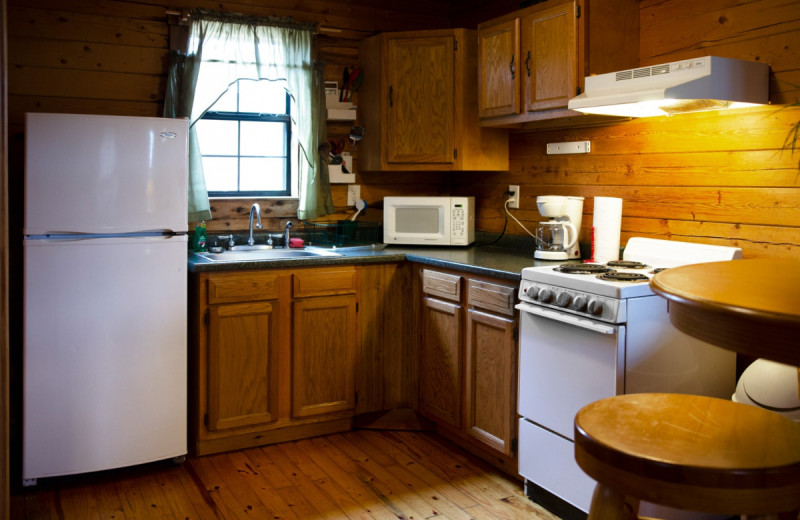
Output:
[358, 29, 508, 171]
[477, 0, 639, 127]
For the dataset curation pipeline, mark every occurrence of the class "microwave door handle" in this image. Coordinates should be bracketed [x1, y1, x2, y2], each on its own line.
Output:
[515, 302, 617, 335]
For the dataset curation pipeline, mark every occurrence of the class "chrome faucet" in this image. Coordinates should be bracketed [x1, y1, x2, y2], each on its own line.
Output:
[248, 203, 262, 246]
[283, 221, 293, 248]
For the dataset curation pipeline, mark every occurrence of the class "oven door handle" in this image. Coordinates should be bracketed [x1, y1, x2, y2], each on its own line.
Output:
[515, 302, 617, 334]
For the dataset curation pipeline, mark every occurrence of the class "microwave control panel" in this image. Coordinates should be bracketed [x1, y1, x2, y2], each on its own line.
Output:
[450, 197, 474, 245]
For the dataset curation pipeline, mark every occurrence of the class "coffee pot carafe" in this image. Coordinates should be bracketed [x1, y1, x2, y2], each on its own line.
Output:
[535, 220, 578, 254]
[534, 195, 584, 260]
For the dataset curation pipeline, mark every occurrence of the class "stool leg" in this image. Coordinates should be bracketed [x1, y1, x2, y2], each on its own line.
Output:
[587, 483, 640, 520]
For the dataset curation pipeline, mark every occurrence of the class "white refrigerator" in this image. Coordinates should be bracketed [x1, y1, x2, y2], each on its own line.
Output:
[23, 113, 189, 484]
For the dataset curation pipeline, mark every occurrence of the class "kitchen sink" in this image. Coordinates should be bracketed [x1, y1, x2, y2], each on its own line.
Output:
[196, 247, 343, 262]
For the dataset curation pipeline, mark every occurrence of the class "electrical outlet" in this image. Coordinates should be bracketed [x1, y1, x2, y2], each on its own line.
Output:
[347, 184, 361, 206]
[508, 185, 520, 209]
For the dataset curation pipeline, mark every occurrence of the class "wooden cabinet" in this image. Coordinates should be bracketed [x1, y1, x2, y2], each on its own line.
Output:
[189, 266, 358, 455]
[464, 279, 517, 457]
[416, 267, 519, 470]
[358, 29, 508, 171]
[206, 300, 280, 431]
[478, 0, 639, 127]
[419, 290, 463, 428]
[291, 269, 358, 418]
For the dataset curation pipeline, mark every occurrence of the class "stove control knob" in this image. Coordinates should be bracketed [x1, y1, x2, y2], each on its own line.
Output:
[587, 299, 604, 315]
[555, 292, 571, 307]
[572, 296, 588, 312]
[537, 288, 552, 303]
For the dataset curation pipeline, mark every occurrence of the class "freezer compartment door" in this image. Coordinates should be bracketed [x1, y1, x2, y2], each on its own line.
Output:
[23, 235, 187, 480]
[24, 113, 188, 235]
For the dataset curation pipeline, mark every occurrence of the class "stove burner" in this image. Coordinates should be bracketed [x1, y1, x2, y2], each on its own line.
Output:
[554, 264, 613, 275]
[651, 267, 669, 274]
[597, 272, 650, 283]
[606, 260, 648, 269]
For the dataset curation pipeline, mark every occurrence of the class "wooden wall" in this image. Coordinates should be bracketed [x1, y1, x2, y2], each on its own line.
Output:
[6, 0, 800, 255]
[448, 0, 800, 259]
[6, 0, 467, 234]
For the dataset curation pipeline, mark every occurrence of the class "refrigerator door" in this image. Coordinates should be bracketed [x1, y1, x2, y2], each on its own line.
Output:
[24, 113, 188, 235]
[23, 235, 187, 480]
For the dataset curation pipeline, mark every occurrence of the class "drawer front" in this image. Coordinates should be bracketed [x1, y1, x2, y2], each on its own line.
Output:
[467, 279, 516, 316]
[293, 267, 357, 298]
[422, 269, 462, 302]
[207, 272, 282, 304]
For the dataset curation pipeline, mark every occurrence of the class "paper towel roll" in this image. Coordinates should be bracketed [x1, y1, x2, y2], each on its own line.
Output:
[592, 197, 622, 264]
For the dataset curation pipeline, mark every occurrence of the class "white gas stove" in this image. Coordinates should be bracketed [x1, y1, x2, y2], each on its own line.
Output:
[516, 237, 742, 520]
[519, 237, 743, 323]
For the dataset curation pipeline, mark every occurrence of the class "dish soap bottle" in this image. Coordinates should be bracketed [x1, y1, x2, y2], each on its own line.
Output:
[193, 221, 207, 252]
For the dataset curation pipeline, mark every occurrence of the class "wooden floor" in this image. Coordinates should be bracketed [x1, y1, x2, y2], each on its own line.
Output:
[11, 429, 561, 520]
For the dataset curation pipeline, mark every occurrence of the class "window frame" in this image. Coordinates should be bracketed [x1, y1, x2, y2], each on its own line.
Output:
[199, 82, 294, 199]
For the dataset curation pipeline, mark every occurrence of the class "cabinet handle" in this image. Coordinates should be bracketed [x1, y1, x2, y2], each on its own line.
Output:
[389, 85, 393, 108]
[510, 54, 516, 79]
[525, 51, 531, 77]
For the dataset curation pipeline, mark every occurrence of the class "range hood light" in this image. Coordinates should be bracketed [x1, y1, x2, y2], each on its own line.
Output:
[568, 56, 769, 118]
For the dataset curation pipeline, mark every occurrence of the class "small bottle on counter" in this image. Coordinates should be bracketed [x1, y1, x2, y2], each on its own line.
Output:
[192, 221, 207, 252]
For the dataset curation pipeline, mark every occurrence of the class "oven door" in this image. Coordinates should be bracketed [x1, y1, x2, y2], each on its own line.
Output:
[516, 302, 625, 440]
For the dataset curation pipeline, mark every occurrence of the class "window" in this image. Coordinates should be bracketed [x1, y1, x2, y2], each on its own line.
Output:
[195, 79, 293, 197]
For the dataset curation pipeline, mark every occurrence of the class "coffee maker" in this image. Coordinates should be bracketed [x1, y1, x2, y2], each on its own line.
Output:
[534, 195, 584, 260]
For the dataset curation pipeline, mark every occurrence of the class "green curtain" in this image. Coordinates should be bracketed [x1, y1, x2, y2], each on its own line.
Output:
[164, 50, 208, 222]
[163, 9, 334, 222]
[299, 60, 335, 220]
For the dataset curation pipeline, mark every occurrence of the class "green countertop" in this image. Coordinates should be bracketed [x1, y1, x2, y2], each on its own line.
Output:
[188, 234, 582, 281]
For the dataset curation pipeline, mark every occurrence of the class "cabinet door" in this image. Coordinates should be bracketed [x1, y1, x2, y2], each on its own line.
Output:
[292, 295, 357, 418]
[386, 35, 455, 164]
[419, 296, 463, 428]
[522, 1, 578, 113]
[477, 18, 520, 119]
[465, 309, 517, 456]
[207, 301, 279, 431]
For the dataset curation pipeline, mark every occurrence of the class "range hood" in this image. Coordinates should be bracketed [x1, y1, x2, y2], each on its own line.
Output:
[568, 56, 769, 118]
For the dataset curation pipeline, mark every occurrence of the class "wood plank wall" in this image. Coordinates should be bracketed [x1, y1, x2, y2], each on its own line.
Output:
[6, 0, 800, 256]
[5, 0, 464, 234]
[448, 0, 800, 259]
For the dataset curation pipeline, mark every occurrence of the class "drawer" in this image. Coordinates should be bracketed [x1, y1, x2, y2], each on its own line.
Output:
[467, 279, 516, 316]
[422, 269, 461, 302]
[207, 272, 282, 304]
[293, 267, 357, 298]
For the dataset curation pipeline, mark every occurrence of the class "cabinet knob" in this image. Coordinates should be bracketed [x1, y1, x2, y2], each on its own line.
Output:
[510, 54, 516, 80]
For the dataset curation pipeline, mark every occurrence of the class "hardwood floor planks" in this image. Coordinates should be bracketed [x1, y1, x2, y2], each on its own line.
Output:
[12, 430, 562, 520]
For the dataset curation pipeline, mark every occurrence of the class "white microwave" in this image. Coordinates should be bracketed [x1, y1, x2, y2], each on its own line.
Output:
[383, 196, 475, 246]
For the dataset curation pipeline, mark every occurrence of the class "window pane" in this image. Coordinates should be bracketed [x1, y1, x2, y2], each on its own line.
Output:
[240, 121, 286, 157]
[196, 120, 239, 156]
[240, 158, 286, 191]
[239, 79, 287, 114]
[202, 157, 239, 192]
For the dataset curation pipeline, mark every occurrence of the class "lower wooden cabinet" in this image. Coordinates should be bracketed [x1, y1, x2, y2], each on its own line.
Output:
[206, 300, 280, 431]
[417, 267, 519, 472]
[292, 295, 357, 417]
[189, 266, 359, 455]
[419, 295, 463, 428]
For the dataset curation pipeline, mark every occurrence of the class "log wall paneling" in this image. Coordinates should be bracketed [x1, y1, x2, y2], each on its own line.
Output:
[448, 0, 800, 260]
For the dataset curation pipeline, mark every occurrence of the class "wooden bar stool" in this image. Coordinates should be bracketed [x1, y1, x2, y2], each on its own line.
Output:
[574, 393, 800, 520]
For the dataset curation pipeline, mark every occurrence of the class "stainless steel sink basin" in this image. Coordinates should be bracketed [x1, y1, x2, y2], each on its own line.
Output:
[196, 247, 343, 262]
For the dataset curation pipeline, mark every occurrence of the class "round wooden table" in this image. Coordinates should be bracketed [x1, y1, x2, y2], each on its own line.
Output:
[650, 258, 800, 366]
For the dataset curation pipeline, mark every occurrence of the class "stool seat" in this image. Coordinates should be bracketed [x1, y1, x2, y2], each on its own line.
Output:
[574, 393, 800, 519]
